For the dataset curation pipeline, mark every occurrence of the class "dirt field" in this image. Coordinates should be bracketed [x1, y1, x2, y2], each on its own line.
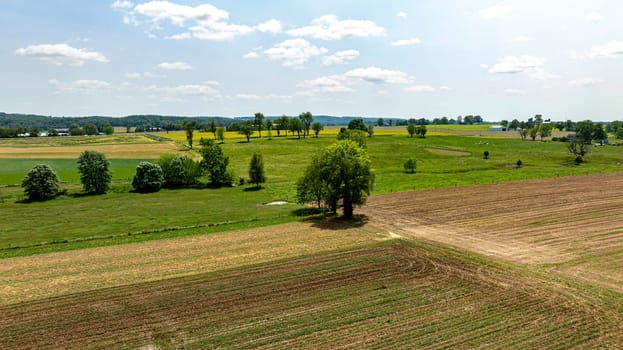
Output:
[2, 240, 618, 349]
[362, 173, 623, 291]
[0, 222, 387, 305]
[0, 142, 180, 158]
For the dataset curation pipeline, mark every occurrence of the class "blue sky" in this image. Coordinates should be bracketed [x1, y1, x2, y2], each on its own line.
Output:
[1, 0, 622, 121]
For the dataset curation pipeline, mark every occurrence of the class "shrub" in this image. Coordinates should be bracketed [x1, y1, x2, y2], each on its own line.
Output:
[78, 150, 111, 194]
[516, 159, 523, 168]
[483, 150, 489, 159]
[158, 154, 202, 188]
[248, 152, 266, 188]
[404, 158, 416, 173]
[22, 164, 61, 201]
[574, 156, 584, 165]
[132, 161, 164, 193]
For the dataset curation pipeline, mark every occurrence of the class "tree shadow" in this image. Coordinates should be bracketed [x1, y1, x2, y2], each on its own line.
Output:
[305, 214, 369, 230]
[243, 186, 261, 192]
[292, 207, 325, 217]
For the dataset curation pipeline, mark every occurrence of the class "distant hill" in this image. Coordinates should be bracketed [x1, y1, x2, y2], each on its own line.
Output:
[0, 112, 399, 130]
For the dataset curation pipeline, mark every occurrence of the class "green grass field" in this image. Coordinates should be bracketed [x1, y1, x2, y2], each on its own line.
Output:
[1, 131, 622, 257]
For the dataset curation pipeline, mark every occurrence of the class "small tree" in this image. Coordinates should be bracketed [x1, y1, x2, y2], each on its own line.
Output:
[516, 159, 523, 168]
[415, 125, 427, 138]
[84, 123, 98, 136]
[519, 128, 528, 141]
[254, 112, 265, 138]
[347, 118, 367, 131]
[567, 140, 589, 163]
[266, 120, 273, 140]
[404, 158, 416, 173]
[22, 164, 61, 201]
[337, 128, 367, 148]
[312, 122, 323, 137]
[299, 111, 313, 137]
[248, 152, 266, 189]
[539, 124, 552, 141]
[102, 123, 114, 135]
[483, 150, 489, 159]
[239, 123, 253, 142]
[289, 118, 303, 139]
[407, 124, 417, 138]
[296, 155, 327, 209]
[367, 124, 374, 138]
[185, 123, 194, 149]
[132, 162, 163, 193]
[209, 120, 217, 139]
[77, 150, 112, 194]
[529, 127, 539, 141]
[158, 154, 202, 188]
[199, 138, 234, 186]
[216, 127, 225, 143]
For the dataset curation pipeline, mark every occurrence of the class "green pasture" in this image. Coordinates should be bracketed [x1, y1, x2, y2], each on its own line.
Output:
[1, 132, 622, 257]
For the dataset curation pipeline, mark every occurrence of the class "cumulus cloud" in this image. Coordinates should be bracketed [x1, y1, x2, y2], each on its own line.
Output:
[126, 72, 162, 79]
[49, 79, 111, 94]
[322, 49, 360, 65]
[157, 61, 192, 70]
[242, 51, 260, 59]
[15, 43, 109, 66]
[396, 11, 407, 19]
[231, 93, 291, 101]
[263, 38, 328, 68]
[391, 38, 421, 47]
[477, 5, 512, 19]
[344, 67, 413, 84]
[287, 15, 385, 40]
[568, 77, 603, 87]
[298, 66, 413, 95]
[297, 75, 354, 93]
[256, 19, 282, 33]
[487, 55, 559, 81]
[585, 13, 602, 22]
[147, 82, 219, 97]
[406, 85, 436, 93]
[111, 0, 133, 9]
[117, 1, 275, 40]
[589, 41, 623, 58]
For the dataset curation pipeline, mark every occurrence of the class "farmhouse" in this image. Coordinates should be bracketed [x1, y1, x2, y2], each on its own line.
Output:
[488, 125, 507, 131]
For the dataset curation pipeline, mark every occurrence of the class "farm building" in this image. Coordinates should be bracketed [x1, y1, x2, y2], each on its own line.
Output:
[488, 125, 507, 131]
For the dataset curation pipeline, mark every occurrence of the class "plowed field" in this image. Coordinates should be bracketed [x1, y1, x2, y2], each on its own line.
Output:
[2, 240, 619, 349]
[362, 173, 623, 291]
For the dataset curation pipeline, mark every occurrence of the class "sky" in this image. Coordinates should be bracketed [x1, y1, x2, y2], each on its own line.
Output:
[1, 0, 622, 121]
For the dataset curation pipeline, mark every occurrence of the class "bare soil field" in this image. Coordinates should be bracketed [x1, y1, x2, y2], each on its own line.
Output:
[2, 240, 618, 349]
[0, 222, 387, 305]
[0, 142, 179, 158]
[362, 173, 623, 291]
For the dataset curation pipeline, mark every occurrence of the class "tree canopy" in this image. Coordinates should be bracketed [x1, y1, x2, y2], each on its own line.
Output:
[297, 140, 374, 218]
[22, 164, 61, 201]
[77, 150, 112, 194]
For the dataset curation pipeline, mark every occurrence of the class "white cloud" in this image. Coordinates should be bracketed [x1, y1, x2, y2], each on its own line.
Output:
[345, 67, 413, 84]
[287, 15, 385, 40]
[297, 75, 353, 93]
[391, 38, 421, 47]
[504, 88, 526, 95]
[568, 77, 603, 87]
[49, 79, 111, 94]
[488, 55, 559, 81]
[111, 0, 133, 9]
[157, 61, 192, 70]
[125, 1, 261, 41]
[488, 55, 544, 74]
[126, 72, 162, 79]
[479, 63, 489, 69]
[406, 85, 436, 92]
[585, 13, 602, 22]
[256, 19, 282, 33]
[232, 93, 291, 101]
[322, 49, 360, 65]
[515, 36, 530, 42]
[243, 51, 260, 59]
[263, 38, 328, 68]
[148, 83, 219, 97]
[439, 86, 451, 91]
[235, 93, 260, 100]
[15, 43, 109, 66]
[589, 41, 623, 58]
[396, 11, 407, 19]
[477, 5, 512, 19]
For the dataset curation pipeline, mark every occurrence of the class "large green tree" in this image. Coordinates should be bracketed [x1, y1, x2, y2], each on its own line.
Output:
[299, 111, 313, 138]
[199, 138, 234, 186]
[297, 140, 374, 218]
[22, 164, 61, 201]
[77, 150, 112, 194]
[132, 161, 164, 193]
